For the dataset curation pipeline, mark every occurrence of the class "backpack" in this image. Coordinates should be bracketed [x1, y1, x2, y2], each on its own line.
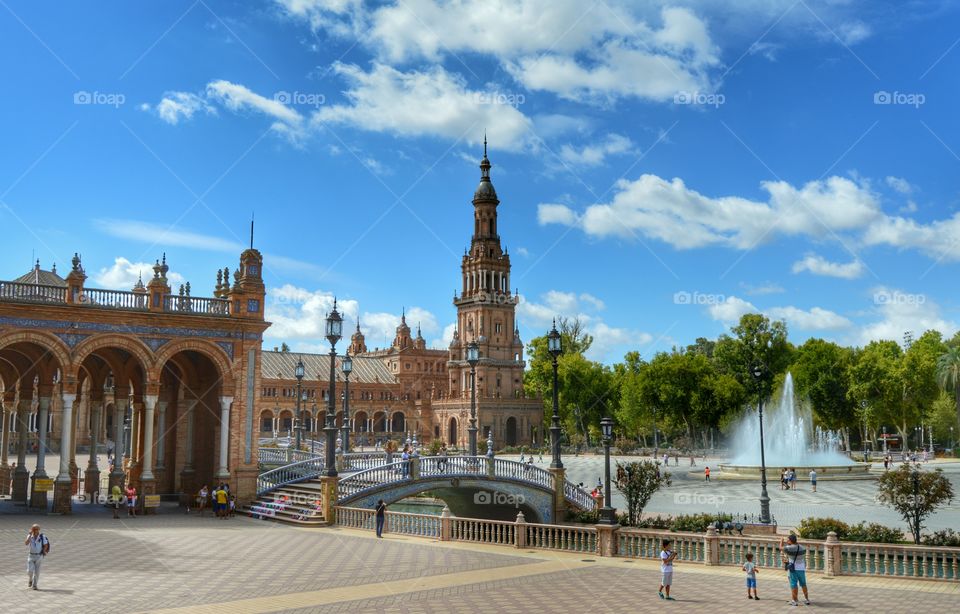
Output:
[39, 534, 50, 555]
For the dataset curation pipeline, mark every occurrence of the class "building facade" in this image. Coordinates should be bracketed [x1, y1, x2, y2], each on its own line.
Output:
[0, 145, 542, 511]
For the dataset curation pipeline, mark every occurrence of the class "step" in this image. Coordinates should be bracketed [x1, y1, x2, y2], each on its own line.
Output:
[243, 505, 327, 526]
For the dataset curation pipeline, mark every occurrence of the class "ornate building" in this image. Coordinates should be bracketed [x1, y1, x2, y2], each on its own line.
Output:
[0, 143, 541, 512]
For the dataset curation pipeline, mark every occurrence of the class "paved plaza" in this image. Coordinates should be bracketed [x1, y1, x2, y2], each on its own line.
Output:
[0, 510, 957, 613]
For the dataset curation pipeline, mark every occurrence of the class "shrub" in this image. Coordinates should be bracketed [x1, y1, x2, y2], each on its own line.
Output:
[635, 514, 672, 529]
[846, 522, 904, 544]
[567, 509, 599, 524]
[670, 513, 732, 533]
[796, 517, 850, 540]
[615, 438, 639, 455]
[427, 440, 443, 455]
[922, 528, 960, 547]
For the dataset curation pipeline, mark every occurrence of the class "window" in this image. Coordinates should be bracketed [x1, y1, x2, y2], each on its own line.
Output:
[247, 299, 260, 313]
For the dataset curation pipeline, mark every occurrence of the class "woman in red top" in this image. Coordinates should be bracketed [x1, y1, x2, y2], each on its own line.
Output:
[125, 485, 138, 517]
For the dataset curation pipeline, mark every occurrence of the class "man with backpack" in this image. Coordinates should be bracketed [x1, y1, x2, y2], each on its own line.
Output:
[25, 524, 49, 590]
[781, 533, 811, 606]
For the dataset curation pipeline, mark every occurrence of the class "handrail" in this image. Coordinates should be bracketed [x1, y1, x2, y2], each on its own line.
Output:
[164, 294, 231, 316]
[258, 447, 323, 465]
[79, 287, 148, 310]
[564, 479, 597, 510]
[256, 456, 325, 495]
[0, 281, 67, 303]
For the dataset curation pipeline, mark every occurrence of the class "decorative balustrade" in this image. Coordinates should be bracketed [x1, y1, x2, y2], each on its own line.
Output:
[418, 455, 490, 477]
[256, 456, 325, 495]
[258, 447, 324, 465]
[619, 529, 704, 562]
[0, 281, 67, 303]
[564, 480, 597, 511]
[386, 511, 442, 538]
[340, 452, 389, 472]
[450, 517, 517, 546]
[338, 461, 409, 499]
[164, 294, 231, 316]
[525, 523, 598, 553]
[491, 457, 553, 489]
[78, 287, 148, 310]
[840, 542, 960, 580]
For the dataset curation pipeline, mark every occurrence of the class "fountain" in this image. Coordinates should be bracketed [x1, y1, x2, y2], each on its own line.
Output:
[718, 373, 873, 480]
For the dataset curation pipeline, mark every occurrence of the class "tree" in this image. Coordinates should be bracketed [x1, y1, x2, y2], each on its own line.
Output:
[791, 339, 857, 449]
[614, 460, 671, 526]
[929, 391, 960, 448]
[902, 330, 944, 431]
[877, 464, 954, 544]
[936, 345, 960, 427]
[280, 342, 291, 352]
[848, 340, 909, 441]
[713, 314, 793, 398]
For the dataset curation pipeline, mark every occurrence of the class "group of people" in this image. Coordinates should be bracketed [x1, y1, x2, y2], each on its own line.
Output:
[658, 533, 811, 606]
[196, 483, 235, 518]
[109, 483, 139, 518]
[779, 468, 817, 492]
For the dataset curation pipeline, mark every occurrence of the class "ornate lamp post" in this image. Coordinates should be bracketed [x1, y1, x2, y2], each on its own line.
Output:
[324, 301, 343, 477]
[341, 351, 353, 452]
[882, 425, 887, 453]
[466, 341, 480, 456]
[652, 405, 659, 458]
[548, 320, 563, 469]
[310, 401, 317, 455]
[294, 357, 305, 449]
[752, 364, 771, 525]
[598, 416, 616, 524]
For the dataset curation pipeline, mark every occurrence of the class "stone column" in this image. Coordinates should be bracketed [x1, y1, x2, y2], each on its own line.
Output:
[824, 531, 842, 577]
[69, 397, 79, 494]
[704, 526, 720, 566]
[12, 397, 31, 503]
[140, 395, 157, 514]
[0, 397, 9, 494]
[440, 506, 452, 541]
[548, 466, 567, 523]
[85, 401, 101, 500]
[180, 398, 197, 502]
[108, 398, 127, 490]
[216, 396, 233, 479]
[319, 475, 337, 524]
[52, 393, 76, 514]
[154, 400, 167, 487]
[514, 511, 527, 548]
[596, 522, 619, 557]
[30, 396, 51, 509]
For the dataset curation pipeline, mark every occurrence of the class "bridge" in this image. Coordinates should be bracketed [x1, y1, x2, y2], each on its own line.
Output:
[248, 452, 596, 526]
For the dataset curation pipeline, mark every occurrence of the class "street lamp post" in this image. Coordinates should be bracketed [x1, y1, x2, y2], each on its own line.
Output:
[860, 400, 868, 461]
[882, 426, 887, 453]
[652, 406, 659, 458]
[294, 357, 305, 450]
[466, 341, 480, 457]
[324, 301, 343, 478]
[752, 365, 771, 525]
[310, 401, 317, 455]
[950, 426, 955, 453]
[598, 417, 616, 525]
[547, 320, 563, 469]
[342, 351, 353, 453]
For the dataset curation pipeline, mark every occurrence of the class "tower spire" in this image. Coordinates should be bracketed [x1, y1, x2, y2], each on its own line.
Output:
[250, 213, 255, 249]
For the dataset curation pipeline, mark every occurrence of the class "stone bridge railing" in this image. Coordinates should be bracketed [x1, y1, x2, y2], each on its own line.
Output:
[256, 456, 326, 496]
[335, 506, 960, 581]
[336, 455, 592, 511]
[258, 446, 324, 466]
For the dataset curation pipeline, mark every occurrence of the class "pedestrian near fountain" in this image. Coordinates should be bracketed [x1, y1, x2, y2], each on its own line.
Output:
[808, 469, 817, 492]
[704, 466, 711, 482]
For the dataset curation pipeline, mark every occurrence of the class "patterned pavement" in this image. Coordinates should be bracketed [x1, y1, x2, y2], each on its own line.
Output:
[0, 507, 956, 613]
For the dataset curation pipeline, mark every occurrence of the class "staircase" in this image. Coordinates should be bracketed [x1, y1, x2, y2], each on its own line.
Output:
[244, 480, 328, 526]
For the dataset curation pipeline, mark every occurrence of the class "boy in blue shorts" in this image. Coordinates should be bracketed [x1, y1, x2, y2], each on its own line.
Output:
[742, 552, 759, 600]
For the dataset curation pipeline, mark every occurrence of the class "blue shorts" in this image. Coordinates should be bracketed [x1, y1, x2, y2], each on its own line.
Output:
[788, 570, 807, 589]
[746, 577, 757, 588]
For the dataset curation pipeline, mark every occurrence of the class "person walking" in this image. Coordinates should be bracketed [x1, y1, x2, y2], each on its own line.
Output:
[808, 469, 817, 493]
[198, 485, 209, 517]
[781, 534, 811, 606]
[25, 524, 49, 590]
[215, 484, 228, 519]
[111, 484, 122, 519]
[742, 552, 760, 600]
[125, 484, 138, 517]
[704, 466, 711, 482]
[375, 499, 387, 538]
[401, 446, 410, 478]
[438, 443, 448, 473]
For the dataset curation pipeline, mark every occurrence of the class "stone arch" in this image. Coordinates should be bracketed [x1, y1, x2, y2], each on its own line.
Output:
[448, 416, 458, 446]
[354, 410, 368, 432]
[71, 334, 156, 378]
[0, 330, 72, 377]
[391, 411, 405, 433]
[258, 408, 274, 433]
[153, 338, 235, 393]
[505, 416, 518, 447]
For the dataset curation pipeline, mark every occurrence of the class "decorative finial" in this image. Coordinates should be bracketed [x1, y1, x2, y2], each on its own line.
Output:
[51, 262, 57, 274]
[185, 281, 191, 296]
[483, 132, 487, 158]
[250, 213, 255, 249]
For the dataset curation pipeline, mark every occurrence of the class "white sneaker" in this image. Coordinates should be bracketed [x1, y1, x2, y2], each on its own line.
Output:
[789, 600, 798, 606]
[804, 600, 811, 605]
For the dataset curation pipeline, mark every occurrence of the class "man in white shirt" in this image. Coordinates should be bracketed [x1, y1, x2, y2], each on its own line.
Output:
[25, 524, 48, 590]
[781, 533, 810, 606]
[808, 469, 817, 493]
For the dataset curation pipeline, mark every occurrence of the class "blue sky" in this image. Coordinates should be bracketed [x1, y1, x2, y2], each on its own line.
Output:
[2, 1, 960, 362]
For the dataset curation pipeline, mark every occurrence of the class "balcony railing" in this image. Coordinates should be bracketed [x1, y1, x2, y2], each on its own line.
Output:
[79, 288, 149, 311]
[163, 294, 231, 316]
[0, 281, 67, 303]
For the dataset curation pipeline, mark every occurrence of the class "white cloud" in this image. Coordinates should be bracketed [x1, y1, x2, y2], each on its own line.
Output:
[587, 322, 654, 363]
[515, 247, 530, 257]
[92, 257, 185, 290]
[791, 254, 864, 279]
[885, 176, 913, 194]
[537, 203, 579, 226]
[433, 322, 457, 349]
[708, 295, 850, 331]
[142, 92, 215, 125]
[580, 293, 606, 311]
[94, 219, 243, 252]
[740, 282, 784, 296]
[558, 134, 634, 167]
[857, 287, 957, 346]
[312, 63, 532, 150]
[836, 20, 871, 46]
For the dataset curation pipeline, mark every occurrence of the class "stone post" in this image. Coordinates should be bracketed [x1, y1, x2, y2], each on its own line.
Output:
[410, 454, 420, 480]
[69, 399, 80, 494]
[85, 401, 101, 500]
[824, 531, 841, 577]
[216, 396, 232, 479]
[515, 511, 527, 548]
[154, 400, 167, 487]
[440, 506, 452, 541]
[108, 398, 127, 491]
[319, 475, 338, 524]
[12, 397, 31, 503]
[30, 396, 51, 509]
[52, 393, 76, 514]
[704, 526, 720, 566]
[179, 398, 196, 503]
[0, 396, 10, 495]
[596, 522, 620, 557]
[548, 466, 567, 523]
